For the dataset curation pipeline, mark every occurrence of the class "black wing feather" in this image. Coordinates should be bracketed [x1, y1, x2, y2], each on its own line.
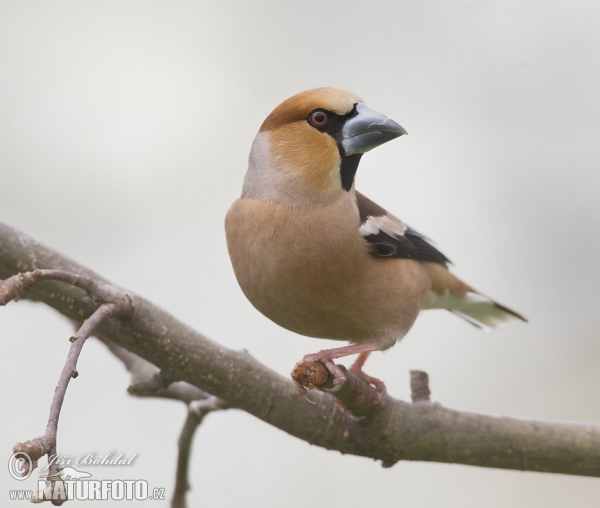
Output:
[404, 227, 451, 265]
[356, 192, 451, 267]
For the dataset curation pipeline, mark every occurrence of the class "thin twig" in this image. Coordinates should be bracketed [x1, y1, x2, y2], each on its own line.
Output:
[13, 304, 121, 469]
[15, 303, 123, 505]
[0, 269, 131, 309]
[410, 370, 431, 404]
[171, 397, 229, 508]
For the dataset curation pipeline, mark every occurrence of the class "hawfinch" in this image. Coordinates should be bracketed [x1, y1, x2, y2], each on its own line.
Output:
[225, 87, 525, 391]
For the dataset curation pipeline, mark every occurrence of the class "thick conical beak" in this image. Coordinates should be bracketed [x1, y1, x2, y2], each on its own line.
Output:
[341, 102, 407, 156]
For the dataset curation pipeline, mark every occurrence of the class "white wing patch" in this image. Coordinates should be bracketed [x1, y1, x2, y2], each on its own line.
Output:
[423, 291, 524, 331]
[359, 214, 407, 238]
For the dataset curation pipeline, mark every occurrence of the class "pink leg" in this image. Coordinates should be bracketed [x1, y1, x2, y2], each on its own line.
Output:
[299, 342, 381, 392]
[348, 352, 385, 392]
[349, 351, 372, 371]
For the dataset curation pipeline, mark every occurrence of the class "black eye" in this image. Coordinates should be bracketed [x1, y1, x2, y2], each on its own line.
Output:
[308, 110, 329, 128]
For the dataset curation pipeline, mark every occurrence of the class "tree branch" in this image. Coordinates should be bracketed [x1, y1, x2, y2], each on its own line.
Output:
[1, 222, 600, 477]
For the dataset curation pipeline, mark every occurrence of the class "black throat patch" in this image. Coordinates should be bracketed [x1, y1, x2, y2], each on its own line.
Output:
[339, 153, 362, 192]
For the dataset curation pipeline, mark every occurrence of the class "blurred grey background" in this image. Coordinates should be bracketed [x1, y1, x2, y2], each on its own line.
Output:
[1, 1, 599, 506]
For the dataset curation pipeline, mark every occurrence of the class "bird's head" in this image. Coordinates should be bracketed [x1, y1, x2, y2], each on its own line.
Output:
[242, 87, 406, 205]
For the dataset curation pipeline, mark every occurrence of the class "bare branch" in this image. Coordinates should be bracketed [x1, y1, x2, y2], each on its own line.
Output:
[171, 397, 229, 508]
[15, 303, 123, 505]
[12, 303, 123, 474]
[2, 222, 600, 477]
[0, 268, 131, 309]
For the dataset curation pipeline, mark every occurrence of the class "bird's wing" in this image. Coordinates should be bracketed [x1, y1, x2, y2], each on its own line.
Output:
[355, 192, 450, 266]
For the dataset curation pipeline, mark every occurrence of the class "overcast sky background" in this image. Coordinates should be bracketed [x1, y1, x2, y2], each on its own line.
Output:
[1, 1, 600, 506]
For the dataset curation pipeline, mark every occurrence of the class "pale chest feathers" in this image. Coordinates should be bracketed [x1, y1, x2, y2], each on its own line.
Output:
[225, 197, 430, 347]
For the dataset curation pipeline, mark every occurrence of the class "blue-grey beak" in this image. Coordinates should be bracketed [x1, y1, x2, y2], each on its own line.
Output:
[341, 103, 407, 156]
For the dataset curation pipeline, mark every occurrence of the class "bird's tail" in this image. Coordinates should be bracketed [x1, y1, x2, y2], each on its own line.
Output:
[421, 263, 527, 331]
[445, 293, 526, 330]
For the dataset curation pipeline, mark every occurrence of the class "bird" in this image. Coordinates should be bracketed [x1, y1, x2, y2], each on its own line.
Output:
[225, 87, 526, 392]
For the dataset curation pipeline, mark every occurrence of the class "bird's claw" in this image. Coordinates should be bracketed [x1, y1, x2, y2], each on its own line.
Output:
[294, 381, 308, 396]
